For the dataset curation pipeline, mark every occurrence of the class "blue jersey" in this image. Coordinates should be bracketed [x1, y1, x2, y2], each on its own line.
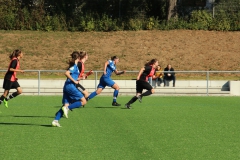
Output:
[102, 60, 116, 78]
[65, 64, 79, 84]
[62, 64, 83, 103]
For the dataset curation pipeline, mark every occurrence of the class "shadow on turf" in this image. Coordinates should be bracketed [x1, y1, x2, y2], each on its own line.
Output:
[13, 115, 55, 118]
[94, 106, 121, 108]
[0, 122, 52, 127]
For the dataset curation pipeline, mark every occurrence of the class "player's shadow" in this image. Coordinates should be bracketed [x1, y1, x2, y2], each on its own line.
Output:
[54, 106, 63, 108]
[95, 106, 120, 109]
[0, 122, 52, 127]
[12, 115, 54, 118]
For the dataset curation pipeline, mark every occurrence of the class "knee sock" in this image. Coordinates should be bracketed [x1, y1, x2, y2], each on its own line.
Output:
[0, 95, 6, 104]
[141, 90, 152, 97]
[127, 96, 138, 105]
[68, 101, 82, 110]
[55, 108, 64, 121]
[88, 91, 97, 100]
[7, 92, 19, 101]
[113, 90, 119, 103]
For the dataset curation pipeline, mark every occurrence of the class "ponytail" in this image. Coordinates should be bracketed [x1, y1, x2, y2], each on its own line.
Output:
[9, 49, 21, 60]
[67, 51, 80, 69]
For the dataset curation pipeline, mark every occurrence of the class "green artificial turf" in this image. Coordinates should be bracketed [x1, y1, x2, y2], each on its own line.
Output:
[0, 96, 239, 160]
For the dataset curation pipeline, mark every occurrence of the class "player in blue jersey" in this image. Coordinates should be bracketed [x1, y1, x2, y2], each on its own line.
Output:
[52, 51, 87, 127]
[87, 56, 125, 106]
[125, 59, 159, 109]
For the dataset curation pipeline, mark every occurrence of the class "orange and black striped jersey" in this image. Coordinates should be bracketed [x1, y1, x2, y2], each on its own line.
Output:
[4, 58, 19, 81]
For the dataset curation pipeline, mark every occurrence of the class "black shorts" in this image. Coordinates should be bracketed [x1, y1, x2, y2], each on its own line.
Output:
[3, 79, 20, 90]
[76, 83, 86, 93]
[136, 80, 152, 94]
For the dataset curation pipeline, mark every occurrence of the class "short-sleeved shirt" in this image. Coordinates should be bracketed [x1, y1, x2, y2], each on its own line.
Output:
[63, 64, 83, 103]
[4, 58, 19, 81]
[97, 60, 116, 89]
[139, 66, 156, 82]
[102, 60, 116, 78]
[65, 64, 79, 85]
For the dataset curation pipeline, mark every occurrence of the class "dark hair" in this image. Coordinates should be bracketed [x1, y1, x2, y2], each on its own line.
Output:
[67, 51, 80, 69]
[111, 56, 118, 61]
[79, 51, 87, 60]
[145, 59, 158, 66]
[9, 49, 22, 60]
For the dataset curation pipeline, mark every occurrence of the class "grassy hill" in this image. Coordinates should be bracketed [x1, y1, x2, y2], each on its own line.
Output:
[0, 30, 239, 79]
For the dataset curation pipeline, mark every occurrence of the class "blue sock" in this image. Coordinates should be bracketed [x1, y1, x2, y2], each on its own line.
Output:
[113, 90, 119, 102]
[88, 91, 97, 100]
[55, 108, 63, 121]
[68, 101, 82, 110]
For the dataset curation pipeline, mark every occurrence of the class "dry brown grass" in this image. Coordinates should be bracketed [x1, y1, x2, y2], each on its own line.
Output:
[0, 30, 239, 75]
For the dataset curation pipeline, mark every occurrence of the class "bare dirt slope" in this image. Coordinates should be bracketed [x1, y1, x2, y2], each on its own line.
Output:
[0, 30, 239, 72]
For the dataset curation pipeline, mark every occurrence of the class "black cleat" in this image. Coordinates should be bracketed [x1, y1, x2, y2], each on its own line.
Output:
[125, 104, 131, 109]
[137, 96, 142, 103]
[112, 102, 121, 106]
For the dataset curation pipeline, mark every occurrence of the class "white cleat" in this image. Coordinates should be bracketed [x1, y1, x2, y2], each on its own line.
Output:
[62, 106, 69, 118]
[52, 120, 61, 127]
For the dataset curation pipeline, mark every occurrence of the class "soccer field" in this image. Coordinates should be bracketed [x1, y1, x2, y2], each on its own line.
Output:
[0, 96, 240, 160]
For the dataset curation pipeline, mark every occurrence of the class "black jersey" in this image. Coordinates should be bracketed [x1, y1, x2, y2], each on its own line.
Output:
[139, 66, 155, 82]
[4, 58, 19, 81]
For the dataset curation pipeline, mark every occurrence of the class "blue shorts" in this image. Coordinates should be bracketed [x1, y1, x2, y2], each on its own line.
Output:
[97, 77, 115, 89]
[62, 83, 84, 104]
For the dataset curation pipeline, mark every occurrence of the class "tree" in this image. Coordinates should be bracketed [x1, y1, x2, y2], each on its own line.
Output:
[167, 0, 177, 20]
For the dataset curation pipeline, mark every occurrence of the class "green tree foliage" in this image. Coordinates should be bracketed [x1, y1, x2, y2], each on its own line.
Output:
[0, 0, 239, 31]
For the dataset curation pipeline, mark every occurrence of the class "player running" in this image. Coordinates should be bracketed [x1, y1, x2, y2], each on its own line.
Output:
[87, 56, 125, 106]
[125, 59, 159, 109]
[52, 51, 86, 127]
[0, 50, 24, 108]
[75, 51, 93, 100]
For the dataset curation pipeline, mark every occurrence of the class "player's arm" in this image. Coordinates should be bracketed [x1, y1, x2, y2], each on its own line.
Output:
[114, 69, 125, 75]
[137, 67, 145, 80]
[103, 61, 109, 75]
[65, 70, 78, 84]
[9, 60, 24, 73]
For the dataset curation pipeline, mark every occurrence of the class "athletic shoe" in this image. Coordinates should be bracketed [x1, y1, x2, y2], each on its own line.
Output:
[52, 121, 61, 127]
[137, 96, 142, 103]
[62, 106, 69, 118]
[112, 102, 121, 106]
[125, 104, 131, 109]
[3, 99, 8, 108]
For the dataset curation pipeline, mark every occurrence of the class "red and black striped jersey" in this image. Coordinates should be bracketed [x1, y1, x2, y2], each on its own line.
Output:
[139, 65, 156, 82]
[77, 61, 85, 79]
[4, 58, 20, 81]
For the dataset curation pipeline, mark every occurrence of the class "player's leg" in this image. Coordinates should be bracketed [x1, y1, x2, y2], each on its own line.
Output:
[111, 82, 121, 106]
[125, 80, 143, 109]
[68, 97, 86, 110]
[137, 81, 154, 103]
[87, 79, 105, 101]
[7, 81, 22, 101]
[75, 83, 88, 107]
[63, 86, 85, 111]
[0, 90, 9, 108]
[0, 79, 12, 108]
